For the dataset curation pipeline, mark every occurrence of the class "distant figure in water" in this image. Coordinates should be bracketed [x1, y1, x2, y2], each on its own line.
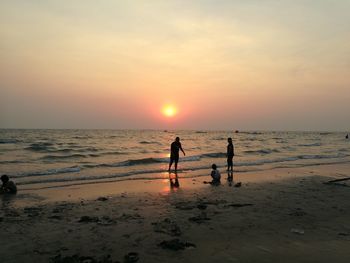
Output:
[227, 137, 235, 171]
[0, 175, 17, 194]
[209, 164, 221, 185]
[168, 137, 186, 172]
[346, 134, 349, 139]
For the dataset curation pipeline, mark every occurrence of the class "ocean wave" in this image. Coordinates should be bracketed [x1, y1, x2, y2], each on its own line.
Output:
[54, 148, 74, 153]
[139, 141, 161, 145]
[0, 160, 24, 164]
[244, 149, 280, 155]
[296, 153, 345, 160]
[75, 147, 100, 152]
[41, 154, 93, 160]
[201, 152, 226, 158]
[39, 151, 346, 172]
[13, 166, 81, 178]
[276, 140, 288, 144]
[298, 143, 321, 147]
[94, 155, 202, 167]
[236, 153, 348, 167]
[73, 136, 90, 139]
[25, 142, 55, 152]
[240, 131, 263, 135]
[213, 137, 226, 141]
[85, 153, 225, 168]
[281, 146, 296, 151]
[0, 139, 18, 144]
[13, 153, 350, 186]
[18, 158, 350, 188]
[339, 148, 349, 152]
[99, 151, 128, 156]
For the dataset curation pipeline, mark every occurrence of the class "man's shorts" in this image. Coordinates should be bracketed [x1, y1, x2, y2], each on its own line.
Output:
[170, 154, 179, 163]
[227, 157, 233, 166]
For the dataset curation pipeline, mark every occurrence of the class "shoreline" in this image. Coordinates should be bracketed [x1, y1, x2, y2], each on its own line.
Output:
[12, 163, 348, 206]
[1, 163, 350, 262]
[7, 162, 350, 207]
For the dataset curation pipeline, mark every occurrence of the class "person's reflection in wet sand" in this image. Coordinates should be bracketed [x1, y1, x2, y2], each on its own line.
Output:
[227, 171, 233, 187]
[169, 172, 180, 189]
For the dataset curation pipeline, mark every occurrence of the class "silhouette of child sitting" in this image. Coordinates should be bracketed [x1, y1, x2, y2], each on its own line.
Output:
[1, 175, 17, 194]
[210, 164, 221, 185]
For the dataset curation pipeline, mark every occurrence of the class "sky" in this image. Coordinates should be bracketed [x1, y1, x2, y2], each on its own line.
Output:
[0, 0, 349, 131]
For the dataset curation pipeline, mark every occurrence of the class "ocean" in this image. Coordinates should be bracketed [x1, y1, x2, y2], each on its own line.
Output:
[0, 130, 349, 190]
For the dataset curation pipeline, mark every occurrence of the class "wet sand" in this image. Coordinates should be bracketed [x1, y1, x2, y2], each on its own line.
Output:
[1, 163, 350, 263]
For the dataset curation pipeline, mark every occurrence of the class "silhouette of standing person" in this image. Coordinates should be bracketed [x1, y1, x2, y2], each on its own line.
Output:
[168, 137, 185, 172]
[227, 137, 234, 171]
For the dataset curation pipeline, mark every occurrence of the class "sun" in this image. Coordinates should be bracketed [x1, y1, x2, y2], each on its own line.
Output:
[162, 105, 177, 117]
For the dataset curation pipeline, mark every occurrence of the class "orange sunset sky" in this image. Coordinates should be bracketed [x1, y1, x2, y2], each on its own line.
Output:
[0, 1, 349, 130]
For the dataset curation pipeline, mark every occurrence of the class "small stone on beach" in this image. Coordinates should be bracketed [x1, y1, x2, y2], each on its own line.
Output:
[291, 228, 305, 235]
[123, 252, 139, 263]
[158, 239, 196, 251]
[197, 203, 207, 210]
[78, 216, 100, 223]
[49, 215, 63, 220]
[228, 203, 253, 208]
[97, 197, 108, 201]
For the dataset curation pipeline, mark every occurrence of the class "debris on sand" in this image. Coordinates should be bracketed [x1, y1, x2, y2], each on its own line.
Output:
[123, 252, 139, 263]
[174, 202, 196, 210]
[188, 212, 210, 224]
[118, 213, 143, 221]
[48, 215, 63, 220]
[158, 239, 196, 251]
[234, 182, 242, 188]
[97, 197, 109, 202]
[290, 228, 305, 235]
[51, 254, 119, 263]
[288, 208, 307, 217]
[78, 216, 100, 223]
[196, 203, 207, 210]
[97, 216, 116, 226]
[323, 177, 350, 187]
[152, 218, 181, 236]
[227, 203, 253, 208]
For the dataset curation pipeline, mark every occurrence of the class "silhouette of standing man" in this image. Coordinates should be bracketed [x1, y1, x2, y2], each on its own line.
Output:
[168, 137, 185, 172]
[227, 137, 234, 171]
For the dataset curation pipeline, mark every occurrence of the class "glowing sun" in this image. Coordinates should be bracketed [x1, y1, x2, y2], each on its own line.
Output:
[162, 105, 177, 117]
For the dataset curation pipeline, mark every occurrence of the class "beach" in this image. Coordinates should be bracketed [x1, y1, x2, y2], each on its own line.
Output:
[1, 162, 350, 263]
[2, 0, 350, 261]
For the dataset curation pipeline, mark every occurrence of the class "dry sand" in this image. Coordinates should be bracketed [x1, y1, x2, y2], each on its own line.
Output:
[1, 163, 350, 263]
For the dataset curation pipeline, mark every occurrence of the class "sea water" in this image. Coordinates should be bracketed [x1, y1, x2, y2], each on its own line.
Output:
[0, 130, 349, 189]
